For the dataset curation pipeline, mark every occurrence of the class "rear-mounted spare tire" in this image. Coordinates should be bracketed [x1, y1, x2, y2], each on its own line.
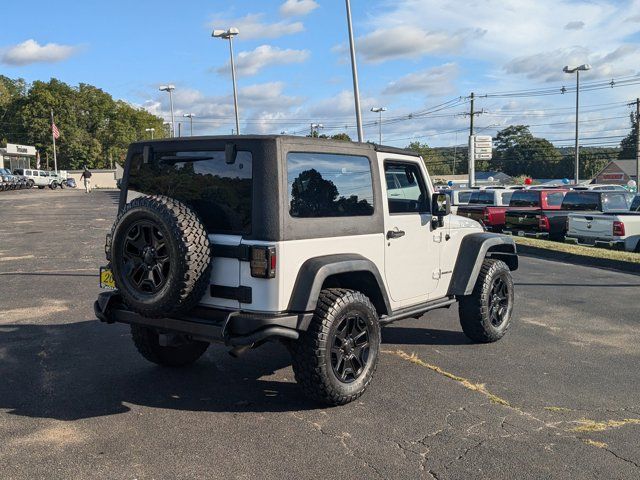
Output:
[110, 195, 211, 318]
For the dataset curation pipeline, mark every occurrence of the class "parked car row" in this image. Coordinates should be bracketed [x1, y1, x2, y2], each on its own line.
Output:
[0, 169, 76, 192]
[446, 184, 639, 253]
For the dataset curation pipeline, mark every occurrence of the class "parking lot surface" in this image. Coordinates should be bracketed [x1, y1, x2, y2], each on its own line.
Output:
[1, 189, 639, 479]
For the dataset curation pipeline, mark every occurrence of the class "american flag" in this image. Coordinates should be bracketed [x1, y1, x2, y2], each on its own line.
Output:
[52, 123, 60, 139]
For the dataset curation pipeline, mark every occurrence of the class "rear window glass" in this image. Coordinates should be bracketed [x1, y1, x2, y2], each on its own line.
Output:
[469, 191, 495, 205]
[546, 192, 565, 207]
[127, 150, 253, 234]
[562, 192, 600, 211]
[509, 190, 539, 207]
[631, 196, 640, 212]
[501, 192, 514, 204]
[287, 152, 374, 218]
[457, 191, 472, 204]
[602, 193, 629, 212]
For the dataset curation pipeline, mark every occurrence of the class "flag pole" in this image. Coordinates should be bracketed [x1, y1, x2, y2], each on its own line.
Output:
[51, 109, 58, 173]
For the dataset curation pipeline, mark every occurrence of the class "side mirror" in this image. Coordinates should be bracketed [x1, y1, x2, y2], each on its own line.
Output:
[431, 192, 450, 228]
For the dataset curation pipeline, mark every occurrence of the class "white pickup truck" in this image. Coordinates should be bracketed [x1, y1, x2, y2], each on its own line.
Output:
[566, 195, 640, 252]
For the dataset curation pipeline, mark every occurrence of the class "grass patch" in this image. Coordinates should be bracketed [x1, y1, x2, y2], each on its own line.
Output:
[544, 406, 573, 413]
[514, 237, 640, 264]
[582, 439, 608, 449]
[571, 418, 640, 433]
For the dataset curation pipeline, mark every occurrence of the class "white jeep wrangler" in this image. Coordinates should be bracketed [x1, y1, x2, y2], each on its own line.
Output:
[95, 136, 518, 405]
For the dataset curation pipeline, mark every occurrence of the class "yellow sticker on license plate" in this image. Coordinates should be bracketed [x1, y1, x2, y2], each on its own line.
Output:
[100, 267, 116, 289]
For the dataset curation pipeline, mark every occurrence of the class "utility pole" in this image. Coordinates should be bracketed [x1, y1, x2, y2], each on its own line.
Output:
[631, 98, 640, 189]
[636, 98, 640, 189]
[463, 93, 484, 187]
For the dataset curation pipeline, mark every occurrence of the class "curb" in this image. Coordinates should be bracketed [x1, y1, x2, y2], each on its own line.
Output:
[517, 244, 640, 276]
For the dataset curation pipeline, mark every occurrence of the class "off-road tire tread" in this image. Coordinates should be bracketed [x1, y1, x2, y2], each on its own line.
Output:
[130, 325, 209, 367]
[289, 288, 379, 406]
[458, 259, 513, 343]
[111, 195, 211, 318]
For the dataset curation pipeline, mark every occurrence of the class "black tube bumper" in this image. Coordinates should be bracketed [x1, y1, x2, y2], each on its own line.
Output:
[94, 291, 312, 346]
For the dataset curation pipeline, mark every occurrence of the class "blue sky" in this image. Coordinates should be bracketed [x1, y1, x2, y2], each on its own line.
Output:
[2, 0, 640, 147]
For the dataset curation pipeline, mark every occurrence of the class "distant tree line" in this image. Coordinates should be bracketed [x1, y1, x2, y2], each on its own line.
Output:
[408, 118, 636, 180]
[0, 75, 165, 170]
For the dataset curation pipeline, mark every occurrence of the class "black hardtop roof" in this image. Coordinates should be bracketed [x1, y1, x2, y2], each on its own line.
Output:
[130, 135, 421, 158]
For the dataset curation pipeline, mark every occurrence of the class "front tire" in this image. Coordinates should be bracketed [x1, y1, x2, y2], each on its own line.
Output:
[458, 259, 514, 343]
[290, 289, 380, 406]
[131, 325, 209, 367]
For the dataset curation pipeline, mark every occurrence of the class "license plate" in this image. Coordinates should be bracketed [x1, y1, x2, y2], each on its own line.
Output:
[100, 267, 116, 290]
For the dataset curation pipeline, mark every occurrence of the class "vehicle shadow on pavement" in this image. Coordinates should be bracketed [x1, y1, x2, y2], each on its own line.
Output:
[381, 326, 471, 346]
[0, 320, 319, 421]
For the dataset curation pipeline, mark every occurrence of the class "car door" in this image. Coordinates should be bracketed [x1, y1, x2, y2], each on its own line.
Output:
[383, 160, 440, 305]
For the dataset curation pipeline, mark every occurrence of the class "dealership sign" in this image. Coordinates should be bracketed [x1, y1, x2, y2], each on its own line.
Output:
[6, 143, 36, 156]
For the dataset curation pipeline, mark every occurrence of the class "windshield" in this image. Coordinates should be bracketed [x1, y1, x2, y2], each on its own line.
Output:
[562, 192, 600, 210]
[631, 196, 640, 212]
[469, 191, 495, 205]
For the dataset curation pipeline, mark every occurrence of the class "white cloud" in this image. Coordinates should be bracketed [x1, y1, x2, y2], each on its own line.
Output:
[217, 45, 310, 76]
[504, 45, 640, 82]
[383, 63, 459, 95]
[280, 0, 319, 17]
[341, 26, 485, 64]
[240, 81, 303, 109]
[210, 13, 303, 40]
[564, 21, 585, 30]
[1, 39, 80, 66]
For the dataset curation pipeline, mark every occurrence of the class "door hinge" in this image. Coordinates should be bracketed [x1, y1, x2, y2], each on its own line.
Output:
[432, 269, 442, 280]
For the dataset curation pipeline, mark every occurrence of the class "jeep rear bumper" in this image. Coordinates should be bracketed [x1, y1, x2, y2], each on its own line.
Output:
[94, 291, 312, 346]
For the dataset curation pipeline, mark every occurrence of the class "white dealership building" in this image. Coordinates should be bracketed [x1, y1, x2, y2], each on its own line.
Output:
[0, 143, 37, 171]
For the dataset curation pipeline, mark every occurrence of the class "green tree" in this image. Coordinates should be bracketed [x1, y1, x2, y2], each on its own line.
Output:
[406, 141, 453, 175]
[493, 125, 563, 178]
[619, 112, 637, 161]
[0, 76, 166, 170]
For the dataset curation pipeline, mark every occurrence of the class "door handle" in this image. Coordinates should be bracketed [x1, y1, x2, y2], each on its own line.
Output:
[387, 229, 405, 239]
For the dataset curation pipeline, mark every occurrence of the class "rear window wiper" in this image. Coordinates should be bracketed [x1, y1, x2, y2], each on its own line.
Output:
[159, 155, 215, 163]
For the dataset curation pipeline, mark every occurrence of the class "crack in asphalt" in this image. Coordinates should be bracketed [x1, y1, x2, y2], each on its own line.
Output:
[384, 349, 640, 475]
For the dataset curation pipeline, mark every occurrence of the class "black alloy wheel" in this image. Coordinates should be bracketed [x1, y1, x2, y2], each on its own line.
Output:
[330, 312, 371, 383]
[121, 220, 170, 295]
[487, 275, 510, 328]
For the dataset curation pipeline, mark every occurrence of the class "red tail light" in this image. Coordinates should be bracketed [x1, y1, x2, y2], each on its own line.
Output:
[250, 246, 276, 278]
[613, 221, 625, 237]
[538, 215, 550, 231]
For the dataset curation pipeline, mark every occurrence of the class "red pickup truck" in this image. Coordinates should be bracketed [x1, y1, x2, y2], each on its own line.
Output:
[459, 189, 568, 232]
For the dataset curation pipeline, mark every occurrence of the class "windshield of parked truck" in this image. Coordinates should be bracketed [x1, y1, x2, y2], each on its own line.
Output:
[469, 191, 494, 205]
[561, 192, 600, 210]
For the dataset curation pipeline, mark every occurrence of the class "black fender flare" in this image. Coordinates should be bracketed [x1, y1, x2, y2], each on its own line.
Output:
[448, 233, 518, 296]
[287, 254, 391, 315]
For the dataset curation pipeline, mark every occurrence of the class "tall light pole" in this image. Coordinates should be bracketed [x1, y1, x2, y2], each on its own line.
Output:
[159, 85, 176, 138]
[213, 27, 240, 135]
[345, 0, 364, 142]
[183, 113, 196, 136]
[563, 64, 591, 185]
[145, 128, 155, 140]
[371, 107, 387, 144]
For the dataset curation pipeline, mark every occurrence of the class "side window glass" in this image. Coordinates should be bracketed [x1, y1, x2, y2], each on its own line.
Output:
[385, 162, 428, 214]
[287, 152, 374, 218]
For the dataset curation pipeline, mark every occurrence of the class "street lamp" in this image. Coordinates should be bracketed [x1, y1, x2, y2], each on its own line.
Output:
[563, 64, 591, 185]
[371, 107, 387, 144]
[345, 0, 364, 142]
[145, 128, 155, 140]
[213, 27, 240, 135]
[310, 123, 324, 137]
[159, 85, 176, 138]
[183, 113, 196, 136]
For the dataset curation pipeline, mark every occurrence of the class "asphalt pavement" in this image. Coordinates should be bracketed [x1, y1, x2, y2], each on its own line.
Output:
[1, 189, 639, 479]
